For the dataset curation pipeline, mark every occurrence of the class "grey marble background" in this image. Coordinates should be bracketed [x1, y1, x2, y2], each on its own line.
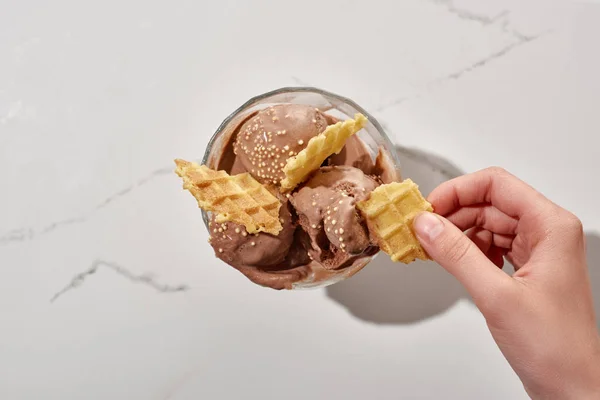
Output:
[1, 0, 599, 399]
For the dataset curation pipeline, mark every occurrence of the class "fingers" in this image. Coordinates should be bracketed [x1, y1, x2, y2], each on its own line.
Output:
[464, 226, 514, 249]
[428, 167, 553, 220]
[466, 228, 507, 268]
[413, 212, 512, 303]
[447, 205, 518, 235]
[467, 227, 493, 253]
[487, 246, 507, 269]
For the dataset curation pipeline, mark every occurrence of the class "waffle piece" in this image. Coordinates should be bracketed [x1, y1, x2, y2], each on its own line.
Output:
[174, 159, 283, 235]
[357, 179, 433, 263]
[280, 113, 367, 192]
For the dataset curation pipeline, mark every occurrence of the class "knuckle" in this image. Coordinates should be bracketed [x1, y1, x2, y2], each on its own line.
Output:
[537, 209, 584, 249]
[475, 207, 487, 227]
[559, 211, 584, 236]
[487, 166, 509, 177]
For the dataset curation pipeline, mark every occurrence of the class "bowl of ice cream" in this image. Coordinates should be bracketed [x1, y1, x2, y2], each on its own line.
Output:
[185, 87, 402, 289]
[175, 87, 434, 290]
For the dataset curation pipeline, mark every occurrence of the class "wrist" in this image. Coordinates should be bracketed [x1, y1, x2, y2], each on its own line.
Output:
[577, 346, 600, 399]
[562, 340, 600, 400]
[526, 339, 600, 400]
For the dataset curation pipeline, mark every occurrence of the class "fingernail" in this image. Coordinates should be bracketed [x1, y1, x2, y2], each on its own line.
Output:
[413, 212, 444, 242]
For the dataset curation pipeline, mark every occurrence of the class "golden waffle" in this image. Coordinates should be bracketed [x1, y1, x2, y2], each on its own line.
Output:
[174, 159, 283, 235]
[280, 113, 367, 192]
[357, 179, 433, 263]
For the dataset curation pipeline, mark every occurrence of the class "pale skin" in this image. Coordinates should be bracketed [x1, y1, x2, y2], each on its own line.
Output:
[412, 167, 600, 399]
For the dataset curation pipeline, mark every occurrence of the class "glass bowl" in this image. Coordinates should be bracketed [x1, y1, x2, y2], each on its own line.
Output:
[201, 87, 402, 289]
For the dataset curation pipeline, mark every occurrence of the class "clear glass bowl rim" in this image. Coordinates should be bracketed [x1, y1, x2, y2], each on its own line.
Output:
[200, 86, 401, 228]
[201, 86, 399, 166]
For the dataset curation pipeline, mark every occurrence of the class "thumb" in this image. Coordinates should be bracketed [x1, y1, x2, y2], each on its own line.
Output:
[413, 212, 512, 302]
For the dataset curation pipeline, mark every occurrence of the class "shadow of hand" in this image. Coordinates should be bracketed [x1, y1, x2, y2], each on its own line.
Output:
[326, 256, 467, 324]
[325, 145, 600, 329]
[326, 145, 470, 324]
[585, 233, 600, 331]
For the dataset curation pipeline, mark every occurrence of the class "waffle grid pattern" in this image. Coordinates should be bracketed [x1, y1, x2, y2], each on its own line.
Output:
[175, 159, 282, 235]
[358, 179, 432, 263]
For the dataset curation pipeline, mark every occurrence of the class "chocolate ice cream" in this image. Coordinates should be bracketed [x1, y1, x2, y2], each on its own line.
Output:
[290, 166, 379, 263]
[233, 104, 329, 186]
[198, 103, 398, 289]
[209, 196, 295, 268]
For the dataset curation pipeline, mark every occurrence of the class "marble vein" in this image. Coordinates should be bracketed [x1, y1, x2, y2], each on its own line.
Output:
[432, 0, 508, 27]
[432, 1, 541, 45]
[440, 31, 545, 81]
[0, 166, 173, 247]
[375, 30, 547, 114]
[368, 1, 549, 114]
[50, 259, 189, 303]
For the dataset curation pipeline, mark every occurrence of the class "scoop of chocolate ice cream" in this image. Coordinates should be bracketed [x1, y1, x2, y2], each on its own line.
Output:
[208, 197, 295, 268]
[291, 166, 380, 267]
[233, 104, 329, 185]
[200, 101, 399, 290]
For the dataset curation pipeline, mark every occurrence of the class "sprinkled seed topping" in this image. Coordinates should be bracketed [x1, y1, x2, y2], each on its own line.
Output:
[331, 220, 337, 225]
[218, 228, 223, 233]
[311, 224, 317, 229]
[339, 200, 344, 204]
[251, 242, 256, 246]
[298, 140, 304, 145]
[334, 229, 338, 235]
[339, 228, 344, 234]
[327, 228, 331, 232]
[333, 207, 338, 211]
[341, 243, 346, 249]
[242, 232, 247, 237]
[235, 228, 241, 234]
[218, 248, 223, 253]
[312, 202, 317, 206]
[213, 228, 218, 233]
[339, 237, 344, 242]
[312, 119, 317, 123]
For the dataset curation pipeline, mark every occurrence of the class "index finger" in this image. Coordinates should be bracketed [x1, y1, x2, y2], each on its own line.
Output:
[428, 167, 553, 219]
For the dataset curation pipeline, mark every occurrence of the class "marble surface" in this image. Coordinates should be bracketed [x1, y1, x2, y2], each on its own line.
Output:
[1, 0, 599, 399]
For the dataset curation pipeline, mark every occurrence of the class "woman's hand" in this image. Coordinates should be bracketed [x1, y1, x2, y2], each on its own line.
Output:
[413, 167, 600, 399]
